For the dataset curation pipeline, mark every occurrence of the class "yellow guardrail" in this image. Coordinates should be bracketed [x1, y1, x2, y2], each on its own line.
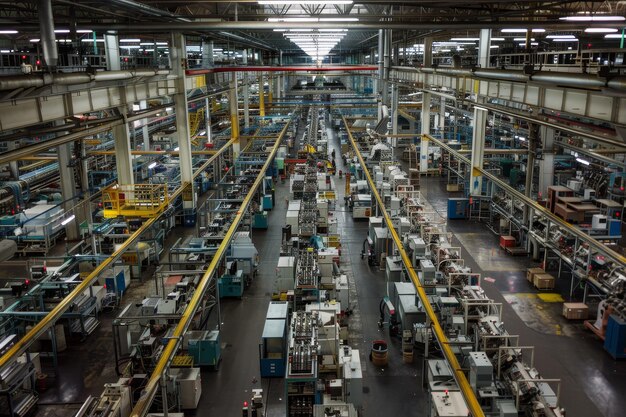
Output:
[129, 122, 290, 417]
[0, 138, 236, 373]
[343, 116, 484, 417]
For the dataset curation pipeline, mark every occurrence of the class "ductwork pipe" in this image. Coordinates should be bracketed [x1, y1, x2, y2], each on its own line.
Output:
[38, 0, 58, 69]
[0, 69, 170, 91]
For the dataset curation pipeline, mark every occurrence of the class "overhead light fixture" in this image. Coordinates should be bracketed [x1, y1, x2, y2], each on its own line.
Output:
[260, 0, 351, 3]
[120, 38, 141, 42]
[61, 214, 76, 226]
[490, 45, 499, 48]
[148, 162, 157, 169]
[518, 136, 526, 141]
[560, 15, 625, 22]
[546, 34, 576, 39]
[450, 38, 479, 41]
[584, 28, 618, 33]
[501, 28, 544, 33]
[513, 38, 535, 41]
[575, 157, 590, 165]
[269, 17, 319, 22]
[490, 38, 505, 41]
[320, 17, 358, 22]
[82, 38, 104, 43]
[77, 29, 93, 33]
[54, 29, 70, 33]
[0, 30, 18, 34]
[605, 34, 626, 38]
[121, 45, 141, 49]
[439, 49, 451, 52]
[30, 38, 40, 42]
[552, 38, 578, 42]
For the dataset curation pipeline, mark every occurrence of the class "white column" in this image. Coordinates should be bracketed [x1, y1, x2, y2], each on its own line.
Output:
[104, 33, 120, 71]
[470, 106, 488, 195]
[423, 37, 433, 68]
[230, 76, 240, 158]
[113, 118, 134, 185]
[478, 29, 491, 68]
[242, 50, 250, 129]
[420, 92, 431, 172]
[171, 33, 195, 208]
[538, 126, 555, 199]
[140, 100, 150, 151]
[205, 97, 212, 144]
[57, 142, 79, 240]
[202, 38, 214, 67]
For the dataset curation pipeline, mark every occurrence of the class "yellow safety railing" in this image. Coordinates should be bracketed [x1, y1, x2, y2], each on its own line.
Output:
[102, 183, 170, 219]
[343, 116, 484, 417]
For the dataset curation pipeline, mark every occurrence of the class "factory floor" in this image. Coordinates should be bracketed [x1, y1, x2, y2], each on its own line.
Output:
[14, 120, 626, 417]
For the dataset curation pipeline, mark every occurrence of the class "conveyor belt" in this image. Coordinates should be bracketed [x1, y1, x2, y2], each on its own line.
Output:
[343, 116, 485, 417]
[129, 121, 290, 417]
[0, 137, 235, 373]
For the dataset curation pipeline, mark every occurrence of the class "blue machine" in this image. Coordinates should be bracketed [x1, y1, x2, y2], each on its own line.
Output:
[604, 315, 626, 359]
[262, 195, 273, 210]
[104, 265, 130, 296]
[608, 219, 622, 237]
[188, 330, 221, 368]
[447, 198, 469, 219]
[252, 211, 268, 229]
[259, 302, 289, 377]
[218, 264, 244, 298]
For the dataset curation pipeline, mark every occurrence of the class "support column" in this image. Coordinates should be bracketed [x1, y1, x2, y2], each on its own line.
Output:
[38, 0, 58, 70]
[104, 33, 120, 71]
[140, 100, 150, 151]
[478, 29, 491, 68]
[171, 33, 195, 212]
[423, 37, 433, 68]
[242, 50, 250, 129]
[439, 96, 446, 134]
[201, 38, 214, 67]
[229, 76, 240, 158]
[57, 143, 79, 240]
[268, 76, 273, 106]
[538, 126, 555, 198]
[204, 97, 212, 144]
[377, 30, 384, 99]
[258, 73, 265, 117]
[382, 29, 391, 105]
[391, 83, 399, 159]
[113, 117, 134, 185]
[469, 106, 488, 195]
[420, 92, 431, 172]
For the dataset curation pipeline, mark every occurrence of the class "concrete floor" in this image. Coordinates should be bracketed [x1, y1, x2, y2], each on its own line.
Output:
[8, 117, 625, 417]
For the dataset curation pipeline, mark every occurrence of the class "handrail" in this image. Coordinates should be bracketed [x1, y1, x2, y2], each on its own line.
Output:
[342, 116, 484, 417]
[129, 122, 289, 417]
[0, 138, 235, 372]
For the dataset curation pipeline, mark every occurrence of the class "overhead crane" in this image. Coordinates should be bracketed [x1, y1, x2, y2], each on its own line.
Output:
[129, 121, 290, 417]
[342, 116, 485, 417]
[0, 137, 236, 373]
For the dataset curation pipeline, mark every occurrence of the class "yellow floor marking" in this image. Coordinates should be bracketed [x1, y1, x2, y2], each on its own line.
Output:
[537, 293, 565, 303]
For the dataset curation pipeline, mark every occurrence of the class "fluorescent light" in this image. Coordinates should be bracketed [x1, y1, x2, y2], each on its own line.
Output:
[156, 42, 168, 45]
[120, 38, 141, 42]
[439, 49, 451, 52]
[81, 38, 104, 43]
[61, 214, 76, 226]
[269, 17, 318, 22]
[546, 35, 576, 39]
[518, 136, 526, 141]
[553, 38, 578, 42]
[490, 45, 499, 49]
[501, 28, 544, 33]
[584, 28, 618, 33]
[30, 39, 40, 42]
[260, 0, 352, 3]
[121, 45, 141, 49]
[576, 158, 590, 165]
[491, 38, 505, 41]
[148, 162, 157, 169]
[0, 49, 9, 53]
[174, 146, 180, 151]
[513, 38, 535, 41]
[320, 29, 347, 32]
[77, 29, 92, 33]
[605, 34, 626, 38]
[560, 15, 625, 22]
[0, 30, 18, 34]
[518, 42, 538, 46]
[54, 29, 70, 33]
[321, 17, 358, 22]
[450, 37, 479, 41]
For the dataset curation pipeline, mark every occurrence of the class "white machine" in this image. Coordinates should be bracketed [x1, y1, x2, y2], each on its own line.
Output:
[170, 367, 202, 409]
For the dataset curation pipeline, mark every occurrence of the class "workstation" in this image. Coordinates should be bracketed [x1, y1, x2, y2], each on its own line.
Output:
[0, 2, 624, 417]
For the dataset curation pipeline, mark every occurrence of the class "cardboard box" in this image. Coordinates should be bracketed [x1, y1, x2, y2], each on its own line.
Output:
[533, 273, 555, 290]
[563, 302, 589, 320]
[527, 267, 545, 283]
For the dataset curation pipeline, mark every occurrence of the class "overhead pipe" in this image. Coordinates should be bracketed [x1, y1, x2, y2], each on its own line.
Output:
[0, 69, 170, 91]
[37, 0, 58, 70]
[186, 66, 377, 76]
[108, 0, 190, 22]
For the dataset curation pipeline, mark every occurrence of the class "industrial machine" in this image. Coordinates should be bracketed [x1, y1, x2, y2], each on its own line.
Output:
[218, 261, 244, 298]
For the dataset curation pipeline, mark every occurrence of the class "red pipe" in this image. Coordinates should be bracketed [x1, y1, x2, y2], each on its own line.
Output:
[186, 65, 378, 76]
